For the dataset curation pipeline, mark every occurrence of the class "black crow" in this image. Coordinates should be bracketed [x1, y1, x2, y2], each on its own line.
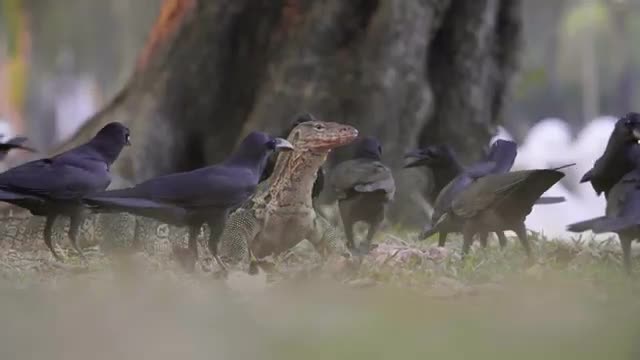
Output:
[0, 136, 36, 161]
[568, 147, 640, 274]
[581, 112, 640, 198]
[85, 131, 293, 273]
[329, 136, 395, 255]
[435, 168, 565, 260]
[261, 112, 324, 199]
[0, 122, 130, 260]
[404, 144, 462, 204]
[405, 140, 565, 248]
[405, 140, 517, 248]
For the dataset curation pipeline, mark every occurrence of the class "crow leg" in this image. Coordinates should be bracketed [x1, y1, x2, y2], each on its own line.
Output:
[496, 232, 508, 249]
[339, 202, 356, 251]
[131, 220, 143, 251]
[358, 220, 381, 255]
[344, 221, 356, 251]
[478, 232, 489, 248]
[513, 222, 532, 261]
[207, 218, 228, 275]
[174, 224, 201, 273]
[44, 215, 61, 261]
[68, 213, 87, 261]
[187, 225, 200, 260]
[461, 226, 474, 259]
[437, 232, 448, 247]
[620, 235, 632, 275]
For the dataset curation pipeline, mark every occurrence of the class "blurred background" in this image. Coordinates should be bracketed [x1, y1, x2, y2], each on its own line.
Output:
[0, 0, 162, 148]
[1, 0, 639, 236]
[1, 0, 638, 146]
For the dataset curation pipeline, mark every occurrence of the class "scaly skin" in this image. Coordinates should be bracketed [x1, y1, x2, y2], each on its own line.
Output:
[218, 121, 358, 266]
[0, 204, 190, 258]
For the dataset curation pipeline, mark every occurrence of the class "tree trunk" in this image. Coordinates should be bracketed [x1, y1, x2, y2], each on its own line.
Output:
[55, 0, 521, 226]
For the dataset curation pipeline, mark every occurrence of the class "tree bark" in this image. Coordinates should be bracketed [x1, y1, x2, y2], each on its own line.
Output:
[55, 0, 521, 226]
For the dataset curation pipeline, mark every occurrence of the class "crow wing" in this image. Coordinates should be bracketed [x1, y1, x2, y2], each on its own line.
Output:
[0, 156, 111, 200]
[330, 159, 395, 201]
[89, 165, 257, 209]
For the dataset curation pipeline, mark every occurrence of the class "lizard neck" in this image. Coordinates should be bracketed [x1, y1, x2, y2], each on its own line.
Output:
[268, 148, 326, 207]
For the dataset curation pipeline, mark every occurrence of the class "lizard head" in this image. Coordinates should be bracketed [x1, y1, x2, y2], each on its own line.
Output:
[288, 121, 358, 153]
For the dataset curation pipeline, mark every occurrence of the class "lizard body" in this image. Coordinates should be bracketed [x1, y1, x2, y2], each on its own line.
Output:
[218, 121, 358, 265]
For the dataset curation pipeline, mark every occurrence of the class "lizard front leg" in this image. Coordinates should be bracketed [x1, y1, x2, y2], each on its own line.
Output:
[217, 208, 262, 272]
[309, 214, 349, 258]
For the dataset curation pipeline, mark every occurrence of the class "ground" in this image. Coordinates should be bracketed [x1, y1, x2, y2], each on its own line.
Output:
[0, 229, 639, 359]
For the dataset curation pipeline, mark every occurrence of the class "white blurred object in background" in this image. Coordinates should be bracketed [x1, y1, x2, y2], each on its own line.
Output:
[52, 51, 99, 142]
[501, 117, 615, 239]
[0, 118, 13, 139]
[54, 77, 99, 140]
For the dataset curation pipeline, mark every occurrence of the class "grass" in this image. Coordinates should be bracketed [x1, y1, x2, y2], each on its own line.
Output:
[0, 230, 639, 360]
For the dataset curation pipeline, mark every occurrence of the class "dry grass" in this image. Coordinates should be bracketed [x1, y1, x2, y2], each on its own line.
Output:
[0, 231, 639, 360]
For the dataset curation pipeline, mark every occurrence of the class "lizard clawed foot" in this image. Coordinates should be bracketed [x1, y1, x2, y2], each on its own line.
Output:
[248, 250, 276, 275]
[212, 254, 229, 279]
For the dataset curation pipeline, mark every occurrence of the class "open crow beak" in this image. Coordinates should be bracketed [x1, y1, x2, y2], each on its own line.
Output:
[403, 150, 428, 168]
[273, 138, 294, 152]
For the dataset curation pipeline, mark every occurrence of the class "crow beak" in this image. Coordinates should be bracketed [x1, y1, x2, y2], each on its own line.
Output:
[433, 213, 450, 229]
[273, 138, 294, 151]
[403, 150, 426, 168]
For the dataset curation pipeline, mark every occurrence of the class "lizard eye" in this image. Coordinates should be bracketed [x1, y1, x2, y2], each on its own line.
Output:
[314, 124, 325, 131]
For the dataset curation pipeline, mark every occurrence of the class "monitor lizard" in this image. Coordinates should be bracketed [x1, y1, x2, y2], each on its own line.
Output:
[217, 120, 358, 270]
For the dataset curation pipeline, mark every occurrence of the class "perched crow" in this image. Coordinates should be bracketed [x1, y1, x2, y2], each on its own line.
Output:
[85, 131, 293, 273]
[434, 168, 565, 260]
[0, 136, 36, 161]
[0, 122, 130, 260]
[329, 136, 395, 255]
[568, 147, 640, 274]
[581, 112, 640, 198]
[261, 113, 324, 199]
[405, 140, 518, 248]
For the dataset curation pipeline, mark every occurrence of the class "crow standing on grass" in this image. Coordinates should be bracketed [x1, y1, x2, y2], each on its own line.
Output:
[405, 140, 565, 249]
[568, 113, 640, 274]
[85, 131, 293, 273]
[432, 166, 567, 261]
[580, 112, 640, 198]
[404, 140, 518, 249]
[329, 136, 395, 255]
[403, 144, 464, 204]
[568, 149, 640, 274]
[0, 122, 130, 260]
